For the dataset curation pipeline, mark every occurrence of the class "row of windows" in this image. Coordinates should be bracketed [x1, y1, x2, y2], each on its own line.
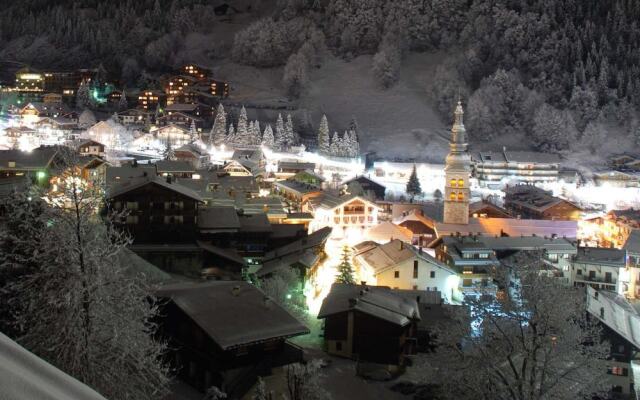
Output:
[450, 178, 465, 187]
[126, 215, 184, 224]
[395, 265, 436, 279]
[449, 192, 465, 201]
[120, 201, 185, 210]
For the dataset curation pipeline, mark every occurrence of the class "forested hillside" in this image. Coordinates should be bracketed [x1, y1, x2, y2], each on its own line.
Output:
[2, 0, 639, 155]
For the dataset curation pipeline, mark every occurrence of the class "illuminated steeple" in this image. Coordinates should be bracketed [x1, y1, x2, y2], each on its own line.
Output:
[443, 100, 471, 225]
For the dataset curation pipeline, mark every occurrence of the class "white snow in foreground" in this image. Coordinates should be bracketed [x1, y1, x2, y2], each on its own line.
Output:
[0, 332, 107, 400]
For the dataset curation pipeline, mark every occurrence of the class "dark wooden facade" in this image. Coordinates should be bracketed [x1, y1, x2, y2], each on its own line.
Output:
[109, 180, 201, 243]
[322, 310, 418, 366]
[156, 301, 304, 399]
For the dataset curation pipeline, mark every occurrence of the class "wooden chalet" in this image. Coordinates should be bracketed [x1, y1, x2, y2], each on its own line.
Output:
[155, 281, 308, 398]
[318, 283, 420, 370]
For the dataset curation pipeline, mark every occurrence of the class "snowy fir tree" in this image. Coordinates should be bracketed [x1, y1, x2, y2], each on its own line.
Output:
[210, 104, 227, 146]
[406, 164, 422, 199]
[0, 149, 171, 400]
[274, 113, 286, 150]
[189, 119, 197, 139]
[76, 80, 92, 109]
[234, 106, 250, 146]
[433, 188, 443, 202]
[329, 131, 340, 156]
[227, 124, 236, 144]
[118, 90, 128, 111]
[317, 115, 330, 154]
[154, 103, 162, 121]
[349, 130, 359, 156]
[252, 120, 262, 145]
[285, 360, 329, 400]
[284, 113, 296, 148]
[262, 124, 275, 147]
[162, 138, 175, 160]
[335, 245, 356, 284]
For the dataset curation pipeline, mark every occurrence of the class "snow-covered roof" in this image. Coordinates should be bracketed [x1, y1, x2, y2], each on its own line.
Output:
[364, 221, 413, 243]
[623, 230, 640, 255]
[318, 283, 421, 326]
[355, 239, 455, 275]
[156, 281, 309, 350]
[0, 332, 108, 400]
[434, 217, 578, 239]
[107, 175, 204, 202]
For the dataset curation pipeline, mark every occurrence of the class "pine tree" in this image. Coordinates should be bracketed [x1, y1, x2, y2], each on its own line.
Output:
[210, 104, 227, 146]
[329, 131, 340, 156]
[262, 124, 275, 147]
[253, 120, 262, 145]
[189, 119, 197, 140]
[318, 114, 330, 154]
[227, 124, 236, 144]
[335, 245, 356, 285]
[284, 113, 296, 147]
[118, 90, 128, 111]
[154, 103, 162, 122]
[76, 80, 92, 109]
[235, 106, 250, 146]
[350, 130, 360, 156]
[163, 138, 175, 160]
[406, 164, 422, 199]
[275, 113, 286, 150]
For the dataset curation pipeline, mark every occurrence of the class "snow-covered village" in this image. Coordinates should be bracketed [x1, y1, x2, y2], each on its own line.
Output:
[3, 1, 640, 400]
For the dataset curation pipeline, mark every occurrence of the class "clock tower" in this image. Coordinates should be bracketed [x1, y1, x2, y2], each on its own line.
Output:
[443, 101, 471, 225]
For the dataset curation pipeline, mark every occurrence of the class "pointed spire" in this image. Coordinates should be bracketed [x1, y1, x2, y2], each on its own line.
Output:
[454, 99, 464, 128]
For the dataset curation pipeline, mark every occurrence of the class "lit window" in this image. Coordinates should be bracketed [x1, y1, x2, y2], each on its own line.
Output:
[457, 192, 464, 201]
[450, 192, 456, 200]
[458, 179, 464, 187]
[450, 179, 457, 187]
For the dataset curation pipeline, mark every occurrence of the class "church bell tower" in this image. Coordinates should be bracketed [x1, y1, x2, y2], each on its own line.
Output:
[443, 101, 471, 225]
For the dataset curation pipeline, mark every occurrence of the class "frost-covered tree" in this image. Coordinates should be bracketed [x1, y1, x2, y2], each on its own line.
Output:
[329, 131, 340, 156]
[286, 360, 330, 400]
[430, 253, 609, 400]
[78, 109, 97, 129]
[262, 124, 275, 148]
[569, 86, 599, 132]
[348, 130, 359, 157]
[335, 245, 356, 284]
[252, 377, 274, 400]
[76, 80, 93, 110]
[210, 104, 227, 146]
[275, 113, 286, 150]
[252, 120, 261, 145]
[283, 52, 309, 99]
[235, 106, 250, 146]
[372, 46, 401, 88]
[406, 164, 422, 199]
[118, 90, 128, 111]
[162, 138, 175, 160]
[226, 124, 236, 145]
[433, 188, 443, 201]
[204, 387, 227, 400]
[0, 148, 171, 400]
[317, 115, 331, 154]
[284, 114, 297, 147]
[189, 119, 197, 139]
[532, 103, 576, 153]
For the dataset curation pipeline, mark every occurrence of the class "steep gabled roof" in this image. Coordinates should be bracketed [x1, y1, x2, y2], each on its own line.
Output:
[156, 281, 309, 350]
[318, 283, 420, 326]
[106, 176, 203, 202]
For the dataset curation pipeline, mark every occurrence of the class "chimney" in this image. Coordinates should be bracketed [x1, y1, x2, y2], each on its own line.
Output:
[399, 241, 404, 250]
[166, 175, 172, 184]
[348, 298, 359, 307]
[263, 296, 272, 308]
[231, 285, 241, 296]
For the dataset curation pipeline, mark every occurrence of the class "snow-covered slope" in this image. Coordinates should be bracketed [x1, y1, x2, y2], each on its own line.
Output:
[0, 332, 107, 400]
